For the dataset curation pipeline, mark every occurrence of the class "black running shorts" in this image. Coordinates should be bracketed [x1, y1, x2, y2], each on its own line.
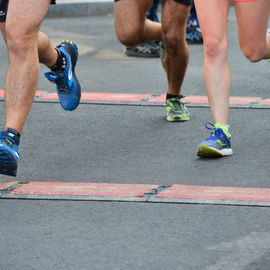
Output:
[114, 0, 192, 5]
[0, 0, 56, 22]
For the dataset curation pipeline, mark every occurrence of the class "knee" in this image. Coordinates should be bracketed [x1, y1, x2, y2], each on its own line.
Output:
[163, 29, 186, 56]
[203, 35, 228, 60]
[240, 43, 264, 62]
[115, 25, 143, 47]
[5, 24, 33, 55]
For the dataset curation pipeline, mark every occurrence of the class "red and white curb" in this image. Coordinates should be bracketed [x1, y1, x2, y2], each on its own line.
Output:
[0, 90, 269, 108]
[1, 181, 270, 207]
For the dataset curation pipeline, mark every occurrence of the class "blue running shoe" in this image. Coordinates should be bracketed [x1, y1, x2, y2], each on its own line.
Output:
[44, 40, 81, 111]
[0, 131, 20, 176]
[197, 122, 233, 158]
[186, 24, 203, 44]
[188, 13, 201, 31]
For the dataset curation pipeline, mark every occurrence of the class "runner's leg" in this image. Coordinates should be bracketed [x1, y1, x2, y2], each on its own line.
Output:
[114, 0, 162, 46]
[194, 0, 230, 126]
[38, 31, 58, 67]
[161, 0, 190, 96]
[1, 24, 58, 69]
[4, 0, 51, 133]
[234, 0, 270, 62]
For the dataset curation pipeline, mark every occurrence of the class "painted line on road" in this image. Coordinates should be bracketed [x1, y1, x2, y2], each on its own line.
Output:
[0, 89, 269, 108]
[0, 182, 159, 202]
[149, 184, 270, 206]
[35, 92, 270, 108]
[2, 181, 270, 207]
[41, 92, 153, 102]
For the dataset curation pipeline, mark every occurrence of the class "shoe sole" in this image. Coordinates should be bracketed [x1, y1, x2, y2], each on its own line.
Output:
[166, 112, 190, 122]
[0, 148, 18, 176]
[60, 41, 81, 110]
[197, 144, 233, 158]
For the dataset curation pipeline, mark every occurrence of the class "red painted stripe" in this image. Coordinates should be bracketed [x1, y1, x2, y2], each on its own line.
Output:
[40, 92, 152, 102]
[148, 95, 260, 105]
[147, 95, 209, 104]
[35, 91, 48, 97]
[229, 96, 260, 105]
[81, 92, 152, 102]
[257, 99, 270, 106]
[157, 184, 270, 201]
[0, 89, 264, 106]
[183, 96, 208, 104]
[0, 181, 17, 191]
[3, 181, 270, 203]
[147, 94, 166, 103]
[11, 182, 159, 197]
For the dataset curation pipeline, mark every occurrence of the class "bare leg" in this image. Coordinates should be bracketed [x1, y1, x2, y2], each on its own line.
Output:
[114, 0, 162, 46]
[38, 31, 58, 67]
[234, 0, 270, 62]
[161, 0, 190, 95]
[194, 0, 230, 126]
[4, 0, 51, 133]
[1, 23, 58, 69]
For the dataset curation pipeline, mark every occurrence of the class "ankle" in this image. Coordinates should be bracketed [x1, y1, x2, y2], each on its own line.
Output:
[49, 48, 66, 71]
[215, 123, 231, 138]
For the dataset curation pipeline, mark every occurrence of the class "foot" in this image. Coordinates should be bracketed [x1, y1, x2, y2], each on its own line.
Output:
[166, 95, 190, 122]
[197, 122, 233, 157]
[187, 13, 201, 32]
[186, 24, 203, 45]
[0, 131, 20, 177]
[125, 41, 160, 58]
[45, 40, 81, 111]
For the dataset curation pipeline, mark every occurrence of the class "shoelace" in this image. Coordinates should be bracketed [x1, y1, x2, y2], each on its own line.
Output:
[137, 45, 152, 54]
[56, 75, 69, 94]
[205, 122, 227, 139]
[2, 138, 16, 147]
[169, 96, 185, 110]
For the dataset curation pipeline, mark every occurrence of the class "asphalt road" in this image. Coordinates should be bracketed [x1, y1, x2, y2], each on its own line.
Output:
[1, 8, 270, 270]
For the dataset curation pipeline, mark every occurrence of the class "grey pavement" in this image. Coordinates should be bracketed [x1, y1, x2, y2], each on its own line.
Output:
[1, 7, 270, 270]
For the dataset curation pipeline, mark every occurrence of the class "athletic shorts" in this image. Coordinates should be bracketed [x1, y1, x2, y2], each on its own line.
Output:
[114, 0, 192, 6]
[0, 0, 56, 22]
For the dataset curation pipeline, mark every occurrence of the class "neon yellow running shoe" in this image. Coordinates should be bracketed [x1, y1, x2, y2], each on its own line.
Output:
[166, 96, 190, 122]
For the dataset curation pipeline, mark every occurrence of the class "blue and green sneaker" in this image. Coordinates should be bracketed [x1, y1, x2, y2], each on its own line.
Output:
[197, 122, 233, 157]
[166, 95, 190, 122]
[45, 40, 81, 111]
[186, 24, 203, 44]
[0, 131, 20, 177]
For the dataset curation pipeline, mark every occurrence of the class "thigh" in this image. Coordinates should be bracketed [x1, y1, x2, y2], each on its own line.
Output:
[194, 0, 230, 41]
[6, 0, 51, 34]
[234, 0, 270, 47]
[114, 0, 154, 34]
[161, 0, 190, 34]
